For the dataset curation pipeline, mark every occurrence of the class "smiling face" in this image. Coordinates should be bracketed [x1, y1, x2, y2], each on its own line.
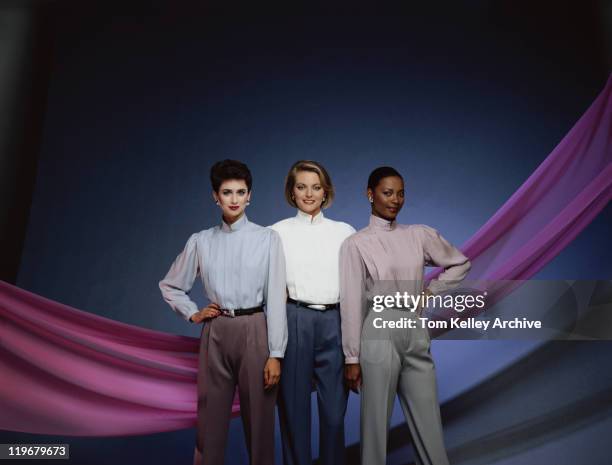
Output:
[292, 170, 326, 217]
[213, 179, 251, 224]
[368, 175, 405, 221]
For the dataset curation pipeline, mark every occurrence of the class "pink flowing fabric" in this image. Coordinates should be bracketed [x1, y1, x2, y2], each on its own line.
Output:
[424, 73, 612, 312]
[0, 281, 208, 435]
[427, 74, 612, 283]
[1, 75, 611, 436]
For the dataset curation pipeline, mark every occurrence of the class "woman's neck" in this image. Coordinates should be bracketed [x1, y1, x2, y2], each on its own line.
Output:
[223, 212, 244, 225]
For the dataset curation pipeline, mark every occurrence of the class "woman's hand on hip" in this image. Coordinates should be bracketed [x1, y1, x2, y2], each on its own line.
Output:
[263, 358, 281, 390]
[190, 303, 221, 324]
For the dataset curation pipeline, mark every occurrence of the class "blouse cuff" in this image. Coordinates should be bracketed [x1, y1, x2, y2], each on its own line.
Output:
[181, 304, 199, 322]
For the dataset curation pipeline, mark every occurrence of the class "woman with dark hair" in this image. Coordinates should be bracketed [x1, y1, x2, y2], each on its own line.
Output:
[159, 159, 287, 465]
[270, 160, 355, 465]
[340, 166, 471, 465]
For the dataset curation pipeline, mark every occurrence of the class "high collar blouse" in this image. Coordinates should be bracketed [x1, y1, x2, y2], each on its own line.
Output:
[270, 209, 355, 305]
[339, 214, 471, 364]
[159, 214, 287, 358]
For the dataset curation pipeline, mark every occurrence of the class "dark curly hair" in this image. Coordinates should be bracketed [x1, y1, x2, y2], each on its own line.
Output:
[210, 159, 253, 192]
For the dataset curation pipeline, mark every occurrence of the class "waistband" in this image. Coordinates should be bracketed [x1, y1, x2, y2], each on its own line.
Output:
[220, 305, 264, 317]
[287, 297, 339, 311]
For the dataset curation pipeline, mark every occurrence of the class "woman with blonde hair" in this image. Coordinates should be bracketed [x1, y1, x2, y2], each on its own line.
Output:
[271, 160, 355, 465]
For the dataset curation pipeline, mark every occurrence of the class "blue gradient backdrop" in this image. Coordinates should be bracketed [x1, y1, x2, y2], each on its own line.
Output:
[6, 3, 611, 465]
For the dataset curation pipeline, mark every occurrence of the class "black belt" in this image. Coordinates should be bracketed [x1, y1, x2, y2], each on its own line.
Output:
[221, 305, 264, 317]
[287, 298, 339, 311]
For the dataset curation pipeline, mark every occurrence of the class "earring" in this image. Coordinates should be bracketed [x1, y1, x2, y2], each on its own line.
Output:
[247, 201, 250, 206]
[368, 197, 373, 203]
[215, 200, 220, 206]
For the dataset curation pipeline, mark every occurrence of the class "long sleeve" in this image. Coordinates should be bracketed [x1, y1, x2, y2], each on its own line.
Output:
[159, 233, 200, 322]
[265, 230, 288, 358]
[339, 238, 367, 364]
[421, 225, 471, 295]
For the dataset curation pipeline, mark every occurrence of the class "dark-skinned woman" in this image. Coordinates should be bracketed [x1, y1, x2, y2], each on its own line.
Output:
[339, 166, 471, 465]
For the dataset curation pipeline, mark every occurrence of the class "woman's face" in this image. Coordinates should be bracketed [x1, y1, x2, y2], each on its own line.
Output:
[293, 170, 326, 217]
[213, 179, 251, 224]
[368, 176, 405, 221]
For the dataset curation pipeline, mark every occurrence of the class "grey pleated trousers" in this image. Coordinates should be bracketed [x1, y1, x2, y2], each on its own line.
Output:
[360, 309, 450, 465]
[193, 312, 278, 465]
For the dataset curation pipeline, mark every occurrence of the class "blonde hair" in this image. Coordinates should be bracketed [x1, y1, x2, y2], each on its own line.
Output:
[284, 160, 335, 209]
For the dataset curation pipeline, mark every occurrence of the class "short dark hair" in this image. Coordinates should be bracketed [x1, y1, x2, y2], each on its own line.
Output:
[210, 159, 253, 192]
[367, 166, 403, 190]
[284, 160, 335, 209]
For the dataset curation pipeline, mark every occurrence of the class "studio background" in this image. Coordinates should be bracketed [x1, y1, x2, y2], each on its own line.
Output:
[2, 2, 611, 464]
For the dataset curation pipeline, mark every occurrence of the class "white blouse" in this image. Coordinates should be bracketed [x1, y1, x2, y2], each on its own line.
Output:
[270, 209, 355, 306]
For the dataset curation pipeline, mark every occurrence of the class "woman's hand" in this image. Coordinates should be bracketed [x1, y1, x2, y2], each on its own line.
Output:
[190, 303, 221, 324]
[263, 358, 281, 390]
[344, 363, 362, 393]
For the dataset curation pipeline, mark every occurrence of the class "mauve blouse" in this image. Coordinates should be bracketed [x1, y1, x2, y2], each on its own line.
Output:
[339, 214, 471, 364]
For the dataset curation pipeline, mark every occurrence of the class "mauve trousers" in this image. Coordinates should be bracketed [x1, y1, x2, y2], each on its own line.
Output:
[193, 312, 278, 465]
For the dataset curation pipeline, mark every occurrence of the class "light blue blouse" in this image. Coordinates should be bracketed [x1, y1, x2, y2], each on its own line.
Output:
[159, 214, 287, 358]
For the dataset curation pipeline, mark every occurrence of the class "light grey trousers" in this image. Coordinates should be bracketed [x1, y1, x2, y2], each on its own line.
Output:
[360, 309, 450, 465]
